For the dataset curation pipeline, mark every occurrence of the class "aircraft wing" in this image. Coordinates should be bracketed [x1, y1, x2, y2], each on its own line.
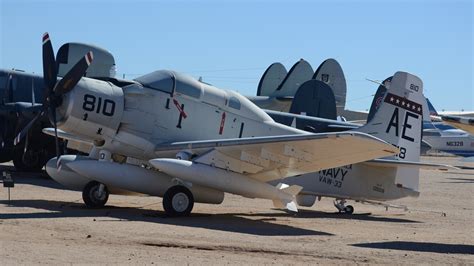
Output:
[441, 115, 474, 135]
[42, 128, 94, 154]
[154, 132, 398, 182]
[42, 128, 94, 144]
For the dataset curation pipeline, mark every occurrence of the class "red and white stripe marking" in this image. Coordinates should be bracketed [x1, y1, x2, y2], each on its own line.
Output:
[219, 112, 226, 135]
[85, 51, 94, 66]
[42, 32, 50, 44]
[173, 99, 187, 119]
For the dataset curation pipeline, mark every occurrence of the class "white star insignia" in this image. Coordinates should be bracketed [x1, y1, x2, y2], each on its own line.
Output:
[390, 97, 394, 102]
[417, 107, 421, 111]
[407, 103, 411, 108]
[396, 99, 400, 104]
[402, 101, 405, 106]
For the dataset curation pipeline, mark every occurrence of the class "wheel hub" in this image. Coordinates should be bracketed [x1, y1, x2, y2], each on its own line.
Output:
[172, 192, 189, 212]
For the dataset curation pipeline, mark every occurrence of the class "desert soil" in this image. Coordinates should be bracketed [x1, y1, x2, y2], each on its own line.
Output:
[0, 156, 473, 264]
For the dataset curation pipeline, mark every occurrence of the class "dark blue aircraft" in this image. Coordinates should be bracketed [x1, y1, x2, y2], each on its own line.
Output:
[0, 69, 59, 171]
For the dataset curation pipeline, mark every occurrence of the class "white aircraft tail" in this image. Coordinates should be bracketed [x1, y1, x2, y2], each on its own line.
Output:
[273, 183, 303, 212]
[356, 71, 425, 192]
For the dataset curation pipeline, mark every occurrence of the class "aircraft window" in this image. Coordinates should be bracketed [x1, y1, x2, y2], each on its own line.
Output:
[175, 78, 201, 98]
[228, 97, 241, 110]
[134, 71, 175, 94]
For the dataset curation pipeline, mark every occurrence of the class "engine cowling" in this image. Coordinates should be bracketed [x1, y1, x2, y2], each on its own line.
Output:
[56, 78, 124, 142]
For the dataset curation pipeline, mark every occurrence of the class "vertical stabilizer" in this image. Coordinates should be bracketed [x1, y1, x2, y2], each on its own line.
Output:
[313, 59, 347, 114]
[356, 72, 424, 191]
[257, 63, 287, 96]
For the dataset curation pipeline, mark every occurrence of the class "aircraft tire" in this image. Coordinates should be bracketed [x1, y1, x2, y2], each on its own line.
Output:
[163, 185, 194, 217]
[344, 205, 354, 214]
[12, 146, 43, 172]
[82, 181, 109, 208]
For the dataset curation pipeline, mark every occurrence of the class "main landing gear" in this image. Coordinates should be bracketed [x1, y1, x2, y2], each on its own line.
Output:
[334, 199, 354, 214]
[82, 181, 109, 208]
[163, 185, 194, 217]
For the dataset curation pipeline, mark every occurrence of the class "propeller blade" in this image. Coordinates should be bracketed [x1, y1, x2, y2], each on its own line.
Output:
[42, 32, 57, 93]
[54, 51, 93, 95]
[0, 117, 6, 149]
[51, 107, 61, 163]
[31, 77, 36, 106]
[3, 74, 12, 103]
[13, 110, 44, 146]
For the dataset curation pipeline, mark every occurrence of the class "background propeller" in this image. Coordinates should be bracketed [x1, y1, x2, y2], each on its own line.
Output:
[14, 32, 93, 162]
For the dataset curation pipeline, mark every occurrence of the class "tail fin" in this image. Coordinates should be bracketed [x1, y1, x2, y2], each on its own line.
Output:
[356, 71, 425, 191]
[367, 77, 391, 123]
[272, 59, 313, 97]
[257, 63, 287, 96]
[313, 58, 347, 113]
[289, 80, 337, 120]
[273, 183, 303, 212]
[426, 98, 439, 116]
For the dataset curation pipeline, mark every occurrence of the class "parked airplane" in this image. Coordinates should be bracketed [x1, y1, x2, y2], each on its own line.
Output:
[423, 99, 474, 157]
[16, 33, 399, 217]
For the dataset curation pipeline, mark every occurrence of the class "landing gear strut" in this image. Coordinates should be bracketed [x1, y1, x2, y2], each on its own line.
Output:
[334, 199, 354, 214]
[82, 181, 109, 208]
[163, 185, 194, 217]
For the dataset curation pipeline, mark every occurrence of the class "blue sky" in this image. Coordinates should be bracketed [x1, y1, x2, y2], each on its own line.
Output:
[1, 0, 472, 111]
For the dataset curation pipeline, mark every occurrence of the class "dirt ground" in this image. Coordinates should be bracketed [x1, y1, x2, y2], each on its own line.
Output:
[0, 156, 473, 264]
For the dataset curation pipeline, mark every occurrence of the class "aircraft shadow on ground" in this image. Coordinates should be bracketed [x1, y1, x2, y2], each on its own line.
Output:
[233, 209, 421, 224]
[0, 199, 332, 237]
[351, 241, 474, 255]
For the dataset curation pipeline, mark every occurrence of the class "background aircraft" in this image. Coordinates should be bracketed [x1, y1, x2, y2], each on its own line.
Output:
[0, 69, 57, 171]
[440, 115, 474, 135]
[18, 33, 398, 217]
[423, 99, 474, 157]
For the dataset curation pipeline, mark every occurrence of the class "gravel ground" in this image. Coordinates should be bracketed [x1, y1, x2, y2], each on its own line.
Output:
[0, 156, 473, 264]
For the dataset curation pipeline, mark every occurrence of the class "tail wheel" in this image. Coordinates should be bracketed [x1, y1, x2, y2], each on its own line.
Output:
[82, 181, 109, 208]
[344, 205, 354, 214]
[163, 185, 194, 217]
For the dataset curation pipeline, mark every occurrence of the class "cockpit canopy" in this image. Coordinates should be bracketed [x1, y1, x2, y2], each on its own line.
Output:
[135, 70, 272, 123]
[134, 70, 201, 99]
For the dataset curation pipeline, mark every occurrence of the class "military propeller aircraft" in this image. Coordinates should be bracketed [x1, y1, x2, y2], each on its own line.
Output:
[15, 33, 401, 216]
